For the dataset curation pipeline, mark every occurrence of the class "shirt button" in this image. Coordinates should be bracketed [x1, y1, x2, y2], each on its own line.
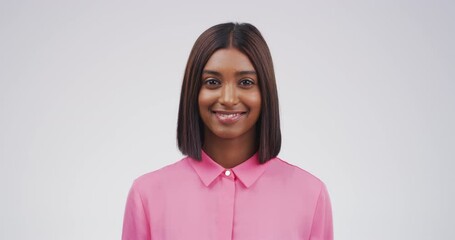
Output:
[225, 170, 231, 176]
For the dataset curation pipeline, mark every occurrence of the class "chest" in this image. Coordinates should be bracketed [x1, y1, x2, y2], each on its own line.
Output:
[146, 177, 317, 240]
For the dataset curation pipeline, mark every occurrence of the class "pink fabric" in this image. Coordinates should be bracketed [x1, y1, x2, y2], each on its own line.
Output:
[122, 151, 333, 240]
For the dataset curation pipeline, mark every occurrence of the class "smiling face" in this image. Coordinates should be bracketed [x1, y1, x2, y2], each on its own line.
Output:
[198, 48, 261, 141]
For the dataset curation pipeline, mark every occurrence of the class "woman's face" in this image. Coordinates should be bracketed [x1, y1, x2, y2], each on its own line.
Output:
[198, 48, 261, 140]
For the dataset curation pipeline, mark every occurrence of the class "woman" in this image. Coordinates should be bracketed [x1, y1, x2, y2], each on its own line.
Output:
[122, 22, 333, 240]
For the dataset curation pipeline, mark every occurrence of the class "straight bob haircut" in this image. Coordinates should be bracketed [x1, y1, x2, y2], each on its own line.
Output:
[177, 22, 281, 164]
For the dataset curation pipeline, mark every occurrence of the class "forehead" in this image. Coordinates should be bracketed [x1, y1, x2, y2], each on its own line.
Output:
[203, 48, 255, 71]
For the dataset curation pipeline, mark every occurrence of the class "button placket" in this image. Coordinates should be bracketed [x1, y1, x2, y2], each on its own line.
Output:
[217, 169, 236, 240]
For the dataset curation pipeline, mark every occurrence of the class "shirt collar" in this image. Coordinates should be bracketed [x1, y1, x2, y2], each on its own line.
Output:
[188, 150, 272, 188]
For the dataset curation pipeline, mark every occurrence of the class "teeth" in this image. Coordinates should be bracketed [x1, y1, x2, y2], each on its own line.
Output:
[216, 112, 242, 120]
[219, 113, 239, 118]
[221, 113, 238, 117]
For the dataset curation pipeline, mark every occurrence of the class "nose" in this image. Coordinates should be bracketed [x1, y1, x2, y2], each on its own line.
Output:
[219, 83, 239, 107]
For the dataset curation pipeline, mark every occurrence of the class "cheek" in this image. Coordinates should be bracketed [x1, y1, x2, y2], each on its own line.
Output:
[198, 89, 213, 109]
[244, 91, 262, 113]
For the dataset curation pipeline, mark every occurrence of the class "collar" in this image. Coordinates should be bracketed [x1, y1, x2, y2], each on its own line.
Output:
[187, 150, 272, 188]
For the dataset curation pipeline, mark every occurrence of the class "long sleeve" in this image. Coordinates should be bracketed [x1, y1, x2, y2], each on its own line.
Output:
[122, 181, 151, 240]
[309, 183, 333, 240]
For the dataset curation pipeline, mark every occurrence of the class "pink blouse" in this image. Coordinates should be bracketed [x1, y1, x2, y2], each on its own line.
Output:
[122, 151, 333, 240]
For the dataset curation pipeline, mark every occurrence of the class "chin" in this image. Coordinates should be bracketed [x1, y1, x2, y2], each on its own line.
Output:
[211, 130, 242, 140]
[209, 126, 256, 140]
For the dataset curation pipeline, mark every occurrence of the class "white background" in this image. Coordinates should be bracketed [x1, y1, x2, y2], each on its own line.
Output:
[1, 0, 454, 239]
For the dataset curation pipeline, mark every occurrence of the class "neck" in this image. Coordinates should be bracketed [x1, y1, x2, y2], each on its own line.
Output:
[202, 128, 257, 169]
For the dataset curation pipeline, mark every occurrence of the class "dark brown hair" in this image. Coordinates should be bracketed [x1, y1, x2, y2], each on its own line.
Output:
[177, 22, 281, 164]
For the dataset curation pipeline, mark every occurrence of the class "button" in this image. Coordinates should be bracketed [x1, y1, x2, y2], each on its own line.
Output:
[225, 170, 231, 176]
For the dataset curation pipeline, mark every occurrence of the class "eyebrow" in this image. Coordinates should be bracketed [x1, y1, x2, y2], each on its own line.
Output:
[203, 70, 256, 77]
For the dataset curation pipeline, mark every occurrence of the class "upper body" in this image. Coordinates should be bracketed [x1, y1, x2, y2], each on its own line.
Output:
[122, 151, 333, 240]
[123, 22, 333, 240]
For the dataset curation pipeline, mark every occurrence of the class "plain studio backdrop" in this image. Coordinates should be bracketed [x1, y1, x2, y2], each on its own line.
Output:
[1, 0, 454, 239]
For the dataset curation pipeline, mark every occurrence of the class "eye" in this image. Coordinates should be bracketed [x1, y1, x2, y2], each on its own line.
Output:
[203, 78, 221, 88]
[239, 78, 255, 87]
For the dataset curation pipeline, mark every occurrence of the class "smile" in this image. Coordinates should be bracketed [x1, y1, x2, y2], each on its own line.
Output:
[212, 111, 247, 124]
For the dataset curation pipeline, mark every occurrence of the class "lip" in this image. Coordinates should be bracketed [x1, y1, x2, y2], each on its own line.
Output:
[212, 110, 247, 114]
[212, 110, 247, 124]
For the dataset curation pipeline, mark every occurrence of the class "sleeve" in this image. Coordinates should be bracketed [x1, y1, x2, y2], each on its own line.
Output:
[309, 182, 333, 240]
[122, 181, 151, 240]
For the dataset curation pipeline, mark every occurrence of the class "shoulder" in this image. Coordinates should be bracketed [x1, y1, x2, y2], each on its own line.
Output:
[271, 157, 326, 191]
[131, 157, 191, 192]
